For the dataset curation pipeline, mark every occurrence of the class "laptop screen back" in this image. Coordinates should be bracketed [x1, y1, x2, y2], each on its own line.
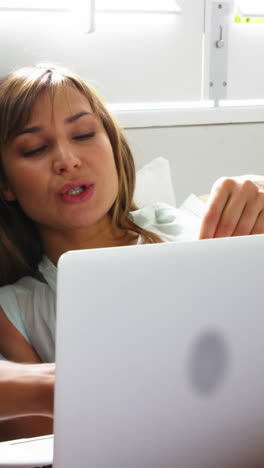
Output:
[54, 235, 264, 468]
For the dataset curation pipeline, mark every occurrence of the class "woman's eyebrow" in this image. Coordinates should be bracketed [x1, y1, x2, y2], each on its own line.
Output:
[64, 111, 93, 124]
[16, 126, 41, 137]
[15, 111, 94, 139]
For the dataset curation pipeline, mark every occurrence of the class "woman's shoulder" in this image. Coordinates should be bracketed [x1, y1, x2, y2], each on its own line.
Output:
[0, 276, 42, 353]
[0, 254, 56, 299]
[0, 274, 42, 298]
[0, 273, 51, 307]
[0, 273, 51, 329]
[0, 271, 56, 362]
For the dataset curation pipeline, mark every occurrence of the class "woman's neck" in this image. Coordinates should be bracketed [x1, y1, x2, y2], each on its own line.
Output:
[38, 216, 138, 265]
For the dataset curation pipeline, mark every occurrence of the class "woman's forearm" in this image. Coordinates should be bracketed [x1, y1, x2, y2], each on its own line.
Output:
[0, 361, 55, 420]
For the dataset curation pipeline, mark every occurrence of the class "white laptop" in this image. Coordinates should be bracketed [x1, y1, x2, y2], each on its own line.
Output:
[1, 235, 264, 467]
[52, 234, 264, 468]
[0, 434, 53, 467]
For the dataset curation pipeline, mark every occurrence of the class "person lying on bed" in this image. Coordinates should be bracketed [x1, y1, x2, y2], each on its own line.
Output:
[0, 64, 263, 439]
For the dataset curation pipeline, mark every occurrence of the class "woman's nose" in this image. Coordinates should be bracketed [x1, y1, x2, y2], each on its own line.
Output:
[53, 146, 81, 174]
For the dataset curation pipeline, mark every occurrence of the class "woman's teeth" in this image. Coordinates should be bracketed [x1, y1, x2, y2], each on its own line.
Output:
[67, 186, 85, 195]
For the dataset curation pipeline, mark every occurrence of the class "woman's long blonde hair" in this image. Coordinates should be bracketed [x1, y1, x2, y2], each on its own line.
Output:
[0, 65, 161, 286]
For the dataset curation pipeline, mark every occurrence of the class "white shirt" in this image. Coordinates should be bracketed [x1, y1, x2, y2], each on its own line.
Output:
[0, 201, 204, 362]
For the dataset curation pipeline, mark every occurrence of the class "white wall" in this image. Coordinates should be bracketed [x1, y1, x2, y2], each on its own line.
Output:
[126, 122, 264, 204]
[0, 0, 264, 203]
[228, 22, 264, 99]
[0, 0, 204, 103]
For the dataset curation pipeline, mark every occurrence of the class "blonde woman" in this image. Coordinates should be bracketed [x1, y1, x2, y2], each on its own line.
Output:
[0, 65, 264, 439]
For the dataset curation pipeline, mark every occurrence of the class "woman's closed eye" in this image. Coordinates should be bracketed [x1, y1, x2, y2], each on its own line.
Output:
[73, 131, 95, 141]
[22, 145, 48, 157]
[21, 132, 95, 156]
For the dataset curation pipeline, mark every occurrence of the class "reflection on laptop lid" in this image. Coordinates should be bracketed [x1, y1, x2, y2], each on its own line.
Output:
[53, 235, 264, 468]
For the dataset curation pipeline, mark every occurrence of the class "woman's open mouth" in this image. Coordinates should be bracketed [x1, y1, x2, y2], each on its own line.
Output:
[59, 182, 94, 204]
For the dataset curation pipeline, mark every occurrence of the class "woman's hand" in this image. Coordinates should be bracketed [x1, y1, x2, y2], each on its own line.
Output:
[199, 175, 264, 239]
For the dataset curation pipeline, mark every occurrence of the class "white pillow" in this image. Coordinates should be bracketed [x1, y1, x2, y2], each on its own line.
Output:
[134, 157, 176, 208]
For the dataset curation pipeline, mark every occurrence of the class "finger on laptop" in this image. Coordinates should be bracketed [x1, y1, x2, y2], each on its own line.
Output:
[199, 177, 264, 239]
[214, 179, 261, 237]
[232, 192, 264, 236]
[199, 177, 234, 239]
[249, 208, 264, 235]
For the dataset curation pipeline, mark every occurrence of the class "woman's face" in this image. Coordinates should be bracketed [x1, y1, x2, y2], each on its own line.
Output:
[1, 86, 119, 234]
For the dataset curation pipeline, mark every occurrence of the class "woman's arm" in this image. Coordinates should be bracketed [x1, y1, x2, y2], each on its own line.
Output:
[0, 361, 54, 420]
[0, 306, 40, 362]
[0, 307, 54, 440]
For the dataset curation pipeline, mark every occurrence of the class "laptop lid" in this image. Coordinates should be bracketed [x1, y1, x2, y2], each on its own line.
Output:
[54, 235, 264, 468]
